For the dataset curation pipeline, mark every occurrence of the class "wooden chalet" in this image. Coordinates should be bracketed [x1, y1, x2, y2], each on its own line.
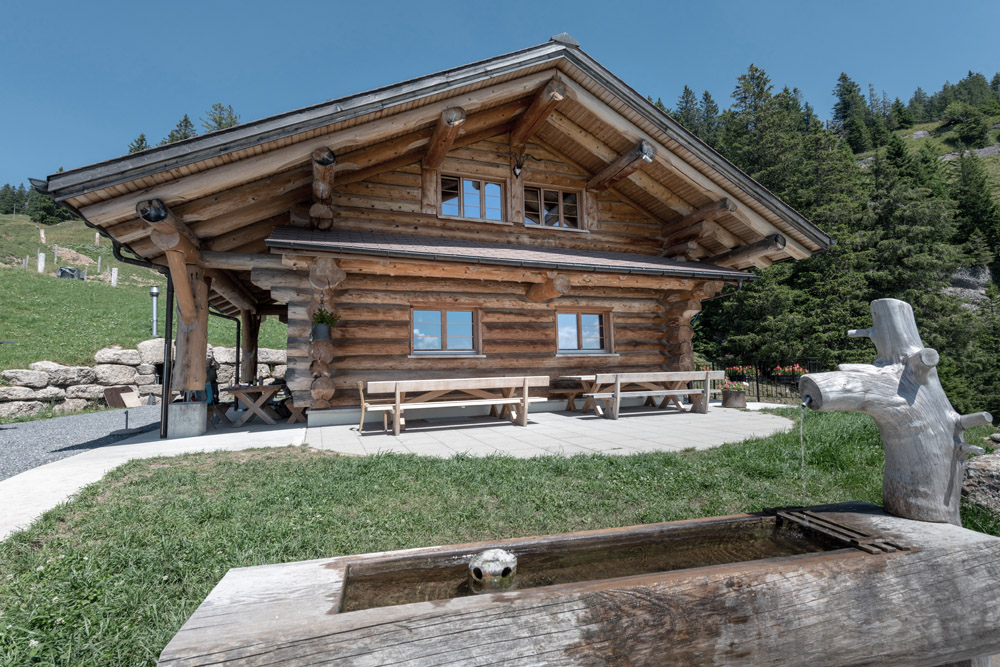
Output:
[37, 34, 830, 427]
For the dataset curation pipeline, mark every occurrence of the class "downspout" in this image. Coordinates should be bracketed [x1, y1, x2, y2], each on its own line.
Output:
[160, 277, 174, 439]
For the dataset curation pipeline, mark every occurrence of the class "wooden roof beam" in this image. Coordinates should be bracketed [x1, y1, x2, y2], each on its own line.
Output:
[137, 199, 201, 324]
[310, 147, 337, 229]
[205, 268, 257, 313]
[708, 234, 786, 268]
[510, 78, 569, 152]
[586, 140, 656, 192]
[423, 107, 466, 169]
[659, 219, 743, 250]
[661, 199, 737, 237]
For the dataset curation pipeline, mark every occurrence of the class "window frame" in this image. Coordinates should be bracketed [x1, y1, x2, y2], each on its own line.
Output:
[555, 311, 613, 354]
[410, 306, 482, 356]
[523, 184, 582, 229]
[439, 174, 506, 222]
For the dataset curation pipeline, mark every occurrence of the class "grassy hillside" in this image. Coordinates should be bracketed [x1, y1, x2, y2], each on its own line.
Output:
[0, 216, 286, 371]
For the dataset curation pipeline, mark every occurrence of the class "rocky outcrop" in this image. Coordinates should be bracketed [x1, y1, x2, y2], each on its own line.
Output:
[964, 453, 1000, 513]
[0, 339, 287, 418]
[944, 267, 992, 308]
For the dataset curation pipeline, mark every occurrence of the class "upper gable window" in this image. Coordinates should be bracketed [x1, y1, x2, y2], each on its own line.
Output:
[441, 176, 504, 221]
[524, 187, 579, 228]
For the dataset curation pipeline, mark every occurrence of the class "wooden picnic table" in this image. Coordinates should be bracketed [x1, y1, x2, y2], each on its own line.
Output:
[228, 384, 283, 427]
[558, 372, 723, 417]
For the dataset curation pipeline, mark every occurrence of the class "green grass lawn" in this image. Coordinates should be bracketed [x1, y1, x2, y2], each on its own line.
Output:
[0, 410, 997, 665]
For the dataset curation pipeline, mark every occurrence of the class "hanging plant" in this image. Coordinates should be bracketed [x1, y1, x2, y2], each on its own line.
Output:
[311, 308, 340, 341]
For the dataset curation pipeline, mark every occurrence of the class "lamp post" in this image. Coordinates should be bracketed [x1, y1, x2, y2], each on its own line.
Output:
[150, 285, 160, 337]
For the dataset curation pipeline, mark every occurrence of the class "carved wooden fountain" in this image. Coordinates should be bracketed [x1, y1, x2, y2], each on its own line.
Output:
[159, 299, 1000, 666]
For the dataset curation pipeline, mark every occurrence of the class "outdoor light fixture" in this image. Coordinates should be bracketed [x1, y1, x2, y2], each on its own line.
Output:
[498, 151, 542, 178]
[150, 285, 160, 337]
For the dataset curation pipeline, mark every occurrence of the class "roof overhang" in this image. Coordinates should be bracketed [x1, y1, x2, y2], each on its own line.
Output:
[266, 228, 754, 283]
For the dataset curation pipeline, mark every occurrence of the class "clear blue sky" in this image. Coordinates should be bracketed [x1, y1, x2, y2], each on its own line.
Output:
[3, 0, 998, 188]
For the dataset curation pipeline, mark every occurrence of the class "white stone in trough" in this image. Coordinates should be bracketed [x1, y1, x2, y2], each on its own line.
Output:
[94, 346, 142, 365]
[0, 369, 49, 388]
[94, 364, 137, 386]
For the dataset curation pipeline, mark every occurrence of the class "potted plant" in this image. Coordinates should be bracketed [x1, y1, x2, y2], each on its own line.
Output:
[311, 308, 340, 341]
[720, 379, 749, 408]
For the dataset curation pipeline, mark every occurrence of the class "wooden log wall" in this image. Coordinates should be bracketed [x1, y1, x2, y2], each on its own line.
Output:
[272, 272, 721, 409]
[329, 134, 663, 255]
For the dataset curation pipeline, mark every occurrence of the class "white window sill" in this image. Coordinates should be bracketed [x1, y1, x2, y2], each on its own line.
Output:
[438, 215, 512, 226]
[556, 352, 619, 357]
[524, 225, 590, 234]
[407, 354, 487, 359]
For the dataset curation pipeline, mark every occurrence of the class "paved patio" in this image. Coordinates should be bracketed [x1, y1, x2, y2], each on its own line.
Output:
[0, 402, 792, 540]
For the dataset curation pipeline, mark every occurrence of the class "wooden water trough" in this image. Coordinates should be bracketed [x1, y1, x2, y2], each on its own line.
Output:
[158, 502, 1000, 666]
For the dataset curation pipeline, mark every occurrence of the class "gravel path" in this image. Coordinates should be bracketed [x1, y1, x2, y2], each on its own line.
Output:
[0, 406, 161, 481]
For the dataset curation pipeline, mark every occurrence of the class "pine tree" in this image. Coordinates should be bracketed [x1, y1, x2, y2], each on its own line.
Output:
[200, 103, 240, 132]
[673, 86, 699, 133]
[908, 87, 929, 123]
[25, 185, 74, 225]
[0, 184, 15, 214]
[832, 73, 870, 152]
[160, 114, 198, 145]
[951, 152, 1000, 252]
[888, 98, 914, 129]
[128, 133, 150, 154]
[698, 90, 720, 147]
[965, 228, 993, 268]
[991, 73, 1000, 101]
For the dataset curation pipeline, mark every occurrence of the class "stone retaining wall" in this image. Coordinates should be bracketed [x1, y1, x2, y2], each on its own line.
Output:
[0, 340, 286, 419]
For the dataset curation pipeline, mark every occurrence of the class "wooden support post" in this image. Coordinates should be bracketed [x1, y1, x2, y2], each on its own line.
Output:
[510, 77, 568, 153]
[423, 107, 466, 169]
[586, 140, 656, 192]
[525, 274, 571, 303]
[708, 234, 786, 267]
[174, 266, 209, 392]
[421, 165, 438, 216]
[310, 147, 336, 230]
[660, 283, 724, 372]
[240, 309, 261, 384]
[137, 198, 202, 325]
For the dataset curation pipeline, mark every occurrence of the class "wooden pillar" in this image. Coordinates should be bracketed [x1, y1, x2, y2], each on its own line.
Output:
[174, 266, 209, 392]
[240, 309, 261, 384]
[659, 282, 723, 371]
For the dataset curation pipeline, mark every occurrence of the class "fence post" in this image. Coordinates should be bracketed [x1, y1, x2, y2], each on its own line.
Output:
[755, 361, 761, 403]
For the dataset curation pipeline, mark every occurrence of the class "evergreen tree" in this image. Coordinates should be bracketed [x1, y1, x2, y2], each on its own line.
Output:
[888, 97, 914, 129]
[908, 86, 929, 122]
[200, 103, 240, 132]
[832, 73, 870, 152]
[951, 152, 1000, 252]
[0, 184, 15, 214]
[965, 228, 993, 268]
[698, 90, 720, 147]
[673, 86, 699, 133]
[128, 133, 149, 154]
[991, 73, 1000, 101]
[25, 185, 74, 225]
[160, 114, 198, 145]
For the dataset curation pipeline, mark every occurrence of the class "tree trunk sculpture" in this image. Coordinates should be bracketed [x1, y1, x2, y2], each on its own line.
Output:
[799, 298, 991, 525]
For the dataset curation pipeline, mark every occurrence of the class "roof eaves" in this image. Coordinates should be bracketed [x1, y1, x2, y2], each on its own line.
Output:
[45, 41, 572, 200]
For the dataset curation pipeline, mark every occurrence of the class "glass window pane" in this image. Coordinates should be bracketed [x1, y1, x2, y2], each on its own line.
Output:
[563, 213, 578, 228]
[543, 190, 560, 226]
[582, 336, 603, 350]
[524, 187, 540, 225]
[441, 177, 459, 217]
[562, 193, 578, 207]
[447, 311, 473, 324]
[580, 314, 601, 329]
[558, 313, 579, 350]
[446, 336, 474, 350]
[463, 179, 481, 218]
[413, 310, 442, 350]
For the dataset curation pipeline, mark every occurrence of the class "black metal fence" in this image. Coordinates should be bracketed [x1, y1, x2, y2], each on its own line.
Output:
[707, 360, 820, 404]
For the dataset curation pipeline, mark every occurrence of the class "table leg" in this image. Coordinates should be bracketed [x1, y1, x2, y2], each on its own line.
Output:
[234, 392, 278, 427]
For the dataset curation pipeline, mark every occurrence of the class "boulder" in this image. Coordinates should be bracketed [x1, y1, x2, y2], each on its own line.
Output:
[67, 384, 106, 400]
[94, 346, 142, 365]
[137, 363, 156, 375]
[0, 400, 44, 419]
[258, 348, 286, 364]
[964, 453, 1000, 513]
[29, 361, 63, 373]
[0, 386, 36, 401]
[34, 386, 66, 402]
[138, 384, 162, 397]
[256, 364, 271, 380]
[990, 433, 1000, 444]
[94, 364, 138, 386]
[217, 364, 235, 385]
[912, 129, 930, 139]
[48, 366, 97, 387]
[53, 398, 89, 415]
[137, 338, 171, 365]
[134, 373, 156, 386]
[271, 365, 287, 380]
[1, 369, 49, 388]
[213, 347, 237, 364]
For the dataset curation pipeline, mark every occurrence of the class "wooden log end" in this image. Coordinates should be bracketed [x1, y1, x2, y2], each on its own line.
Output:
[309, 203, 334, 219]
[136, 198, 168, 223]
[311, 340, 335, 363]
[312, 147, 336, 166]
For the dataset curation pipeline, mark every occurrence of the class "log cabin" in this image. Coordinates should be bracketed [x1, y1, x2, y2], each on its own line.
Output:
[36, 34, 830, 431]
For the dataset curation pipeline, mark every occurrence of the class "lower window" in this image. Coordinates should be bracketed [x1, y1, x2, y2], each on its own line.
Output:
[557, 312, 607, 352]
[412, 309, 477, 353]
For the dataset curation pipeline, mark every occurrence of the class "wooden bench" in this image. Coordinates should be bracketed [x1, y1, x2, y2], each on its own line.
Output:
[583, 371, 725, 420]
[358, 376, 550, 435]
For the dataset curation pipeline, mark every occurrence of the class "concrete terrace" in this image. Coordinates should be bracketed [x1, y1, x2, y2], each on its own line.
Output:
[0, 403, 792, 540]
